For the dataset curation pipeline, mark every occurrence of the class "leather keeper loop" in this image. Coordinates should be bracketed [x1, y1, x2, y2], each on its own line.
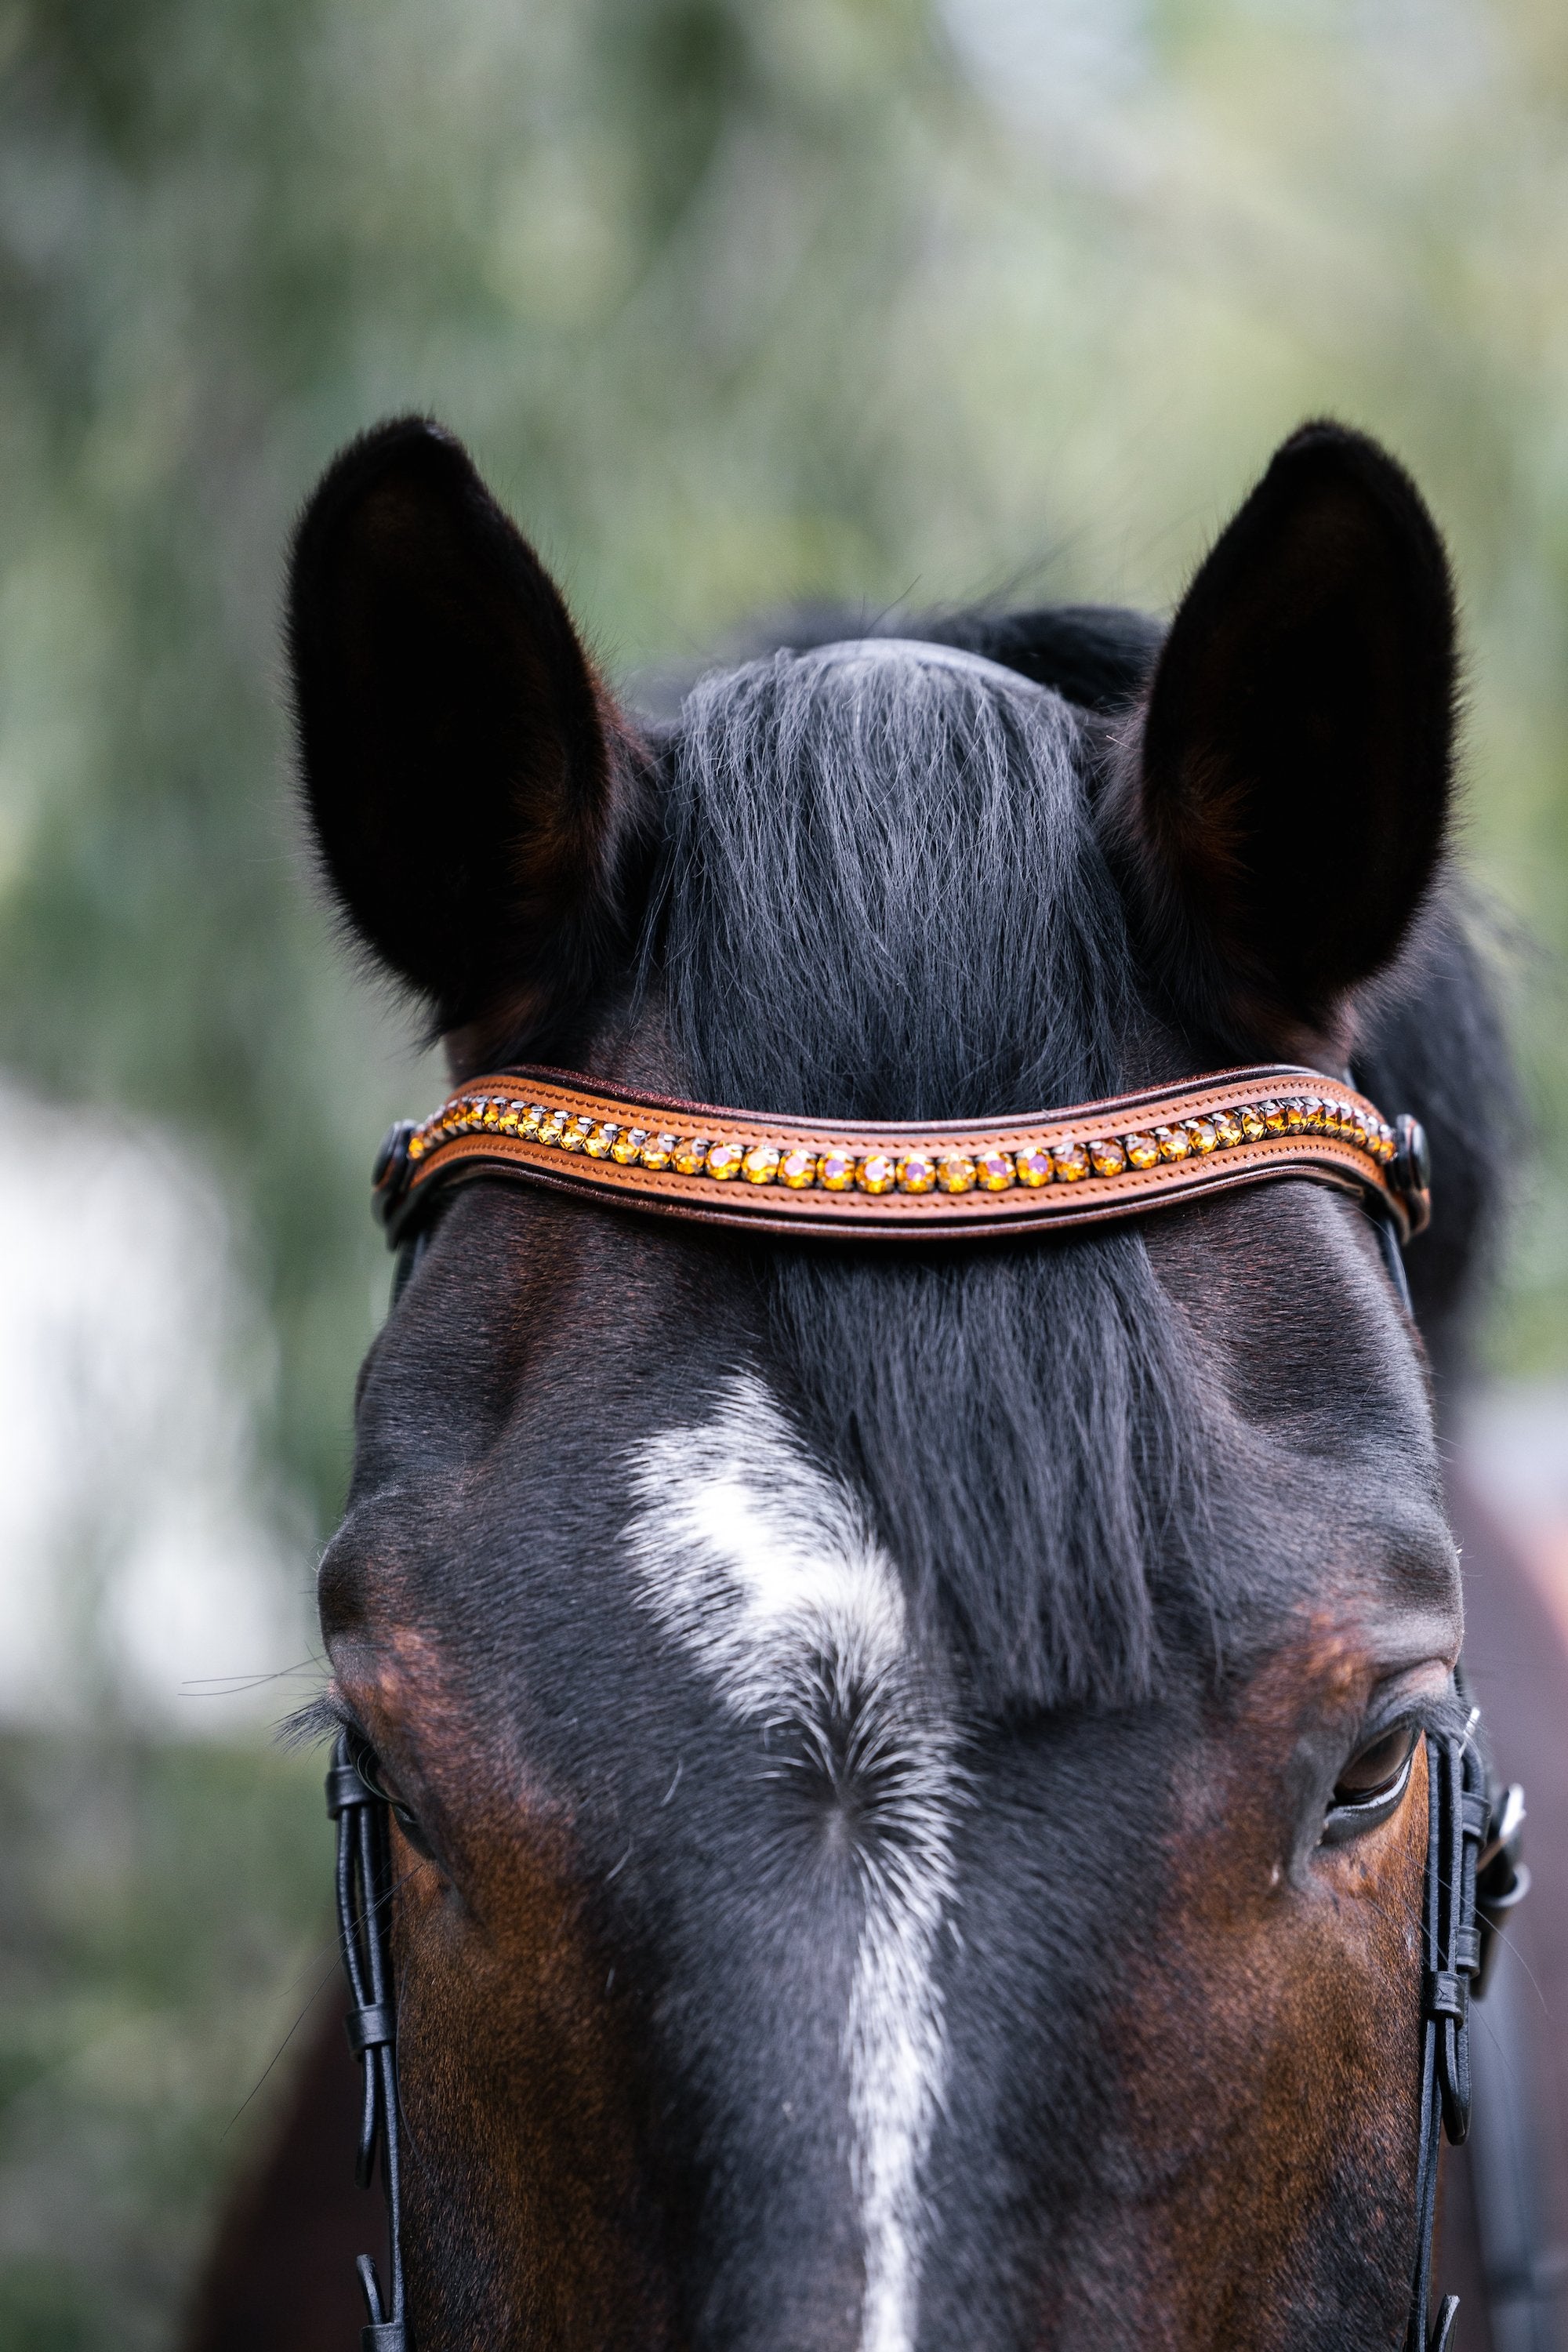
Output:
[1425, 1970, 1468, 2024]
[1461, 1791, 1490, 1842]
[361, 2325, 407, 2352]
[326, 1761, 373, 1819]
[347, 2002, 395, 2056]
[1453, 1925, 1482, 1975]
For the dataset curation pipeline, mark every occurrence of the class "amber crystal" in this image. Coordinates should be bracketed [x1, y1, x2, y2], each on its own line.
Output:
[479, 1099, 502, 1131]
[672, 1137, 710, 1175]
[496, 1103, 520, 1135]
[521, 1105, 545, 1138]
[1212, 1111, 1243, 1149]
[896, 1152, 937, 1192]
[1087, 1138, 1126, 1177]
[1298, 1099, 1323, 1133]
[1123, 1132, 1160, 1169]
[536, 1110, 566, 1145]
[856, 1152, 897, 1194]
[561, 1116, 593, 1152]
[706, 1141, 744, 1180]
[973, 1150, 1014, 1192]
[1239, 1107, 1266, 1142]
[584, 1123, 618, 1159]
[1260, 1100, 1285, 1134]
[779, 1148, 817, 1189]
[641, 1134, 677, 1171]
[1050, 1143, 1087, 1181]
[612, 1128, 646, 1165]
[1183, 1120, 1218, 1156]
[742, 1144, 781, 1185]
[407, 1131, 426, 1160]
[818, 1150, 856, 1191]
[1014, 1146, 1053, 1188]
[1154, 1126, 1189, 1162]
[935, 1153, 977, 1193]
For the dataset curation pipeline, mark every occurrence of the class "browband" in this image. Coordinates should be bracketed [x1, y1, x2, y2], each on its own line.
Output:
[372, 1065, 1431, 1248]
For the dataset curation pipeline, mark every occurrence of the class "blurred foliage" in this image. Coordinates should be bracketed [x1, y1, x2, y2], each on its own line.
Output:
[5, 0, 1568, 2338]
[0, 1735, 325, 2348]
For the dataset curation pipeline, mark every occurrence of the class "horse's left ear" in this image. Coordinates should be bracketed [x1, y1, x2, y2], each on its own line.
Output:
[1124, 420, 1457, 1044]
[288, 416, 642, 1042]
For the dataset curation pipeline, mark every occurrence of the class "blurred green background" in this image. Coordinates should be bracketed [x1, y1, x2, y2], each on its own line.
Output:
[5, 0, 1568, 2342]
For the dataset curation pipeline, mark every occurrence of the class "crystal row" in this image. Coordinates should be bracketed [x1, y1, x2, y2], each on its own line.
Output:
[401, 1091, 1396, 1196]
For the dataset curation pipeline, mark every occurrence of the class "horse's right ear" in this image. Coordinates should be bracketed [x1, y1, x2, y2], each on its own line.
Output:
[288, 416, 640, 1036]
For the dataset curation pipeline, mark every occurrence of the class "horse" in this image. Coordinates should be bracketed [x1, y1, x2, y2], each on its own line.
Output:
[195, 413, 1547, 2351]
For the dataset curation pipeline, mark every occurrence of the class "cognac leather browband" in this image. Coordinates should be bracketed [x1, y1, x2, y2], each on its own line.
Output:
[372, 1062, 1432, 1250]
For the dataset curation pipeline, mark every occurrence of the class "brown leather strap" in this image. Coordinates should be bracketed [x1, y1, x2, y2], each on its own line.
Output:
[373, 1065, 1430, 1247]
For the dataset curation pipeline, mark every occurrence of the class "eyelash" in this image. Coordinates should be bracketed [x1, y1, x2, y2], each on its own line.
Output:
[281, 1694, 440, 1865]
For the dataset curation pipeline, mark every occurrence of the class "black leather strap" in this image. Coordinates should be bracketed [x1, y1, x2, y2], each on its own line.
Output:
[330, 1735, 409, 2352]
[1408, 1732, 1492, 2351]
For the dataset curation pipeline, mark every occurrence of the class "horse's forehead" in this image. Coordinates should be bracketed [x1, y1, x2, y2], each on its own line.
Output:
[362, 1171, 1448, 1664]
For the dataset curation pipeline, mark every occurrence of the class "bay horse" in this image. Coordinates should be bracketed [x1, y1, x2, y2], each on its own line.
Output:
[256, 415, 1534, 2349]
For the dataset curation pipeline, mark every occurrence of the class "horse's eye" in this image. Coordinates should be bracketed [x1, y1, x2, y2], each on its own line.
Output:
[354, 1743, 438, 1863]
[1333, 1720, 1419, 1807]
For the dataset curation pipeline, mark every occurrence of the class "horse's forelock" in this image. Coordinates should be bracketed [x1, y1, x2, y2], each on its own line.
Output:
[647, 642, 1218, 1712]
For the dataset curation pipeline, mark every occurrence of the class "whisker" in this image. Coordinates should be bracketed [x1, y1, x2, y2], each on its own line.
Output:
[221, 1945, 347, 2140]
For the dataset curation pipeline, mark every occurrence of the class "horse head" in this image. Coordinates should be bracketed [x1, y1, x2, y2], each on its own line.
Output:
[288, 416, 1508, 2350]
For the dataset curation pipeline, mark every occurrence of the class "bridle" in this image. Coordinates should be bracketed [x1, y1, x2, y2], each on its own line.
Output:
[329, 1058, 1529, 2352]
[369, 1063, 1430, 1248]
[327, 1737, 407, 2352]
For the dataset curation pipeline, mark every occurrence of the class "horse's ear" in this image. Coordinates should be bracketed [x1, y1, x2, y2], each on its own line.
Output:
[1124, 421, 1457, 1045]
[288, 416, 638, 1036]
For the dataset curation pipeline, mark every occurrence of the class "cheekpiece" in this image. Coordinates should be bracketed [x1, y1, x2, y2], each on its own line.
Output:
[371, 1064, 1431, 1249]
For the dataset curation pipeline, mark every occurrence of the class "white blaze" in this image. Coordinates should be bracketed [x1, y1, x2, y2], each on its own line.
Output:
[626, 1378, 958, 2352]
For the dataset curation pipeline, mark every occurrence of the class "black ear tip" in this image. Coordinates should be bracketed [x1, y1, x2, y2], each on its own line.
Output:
[289, 415, 485, 579]
[1266, 418, 1446, 538]
[1272, 417, 1406, 474]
